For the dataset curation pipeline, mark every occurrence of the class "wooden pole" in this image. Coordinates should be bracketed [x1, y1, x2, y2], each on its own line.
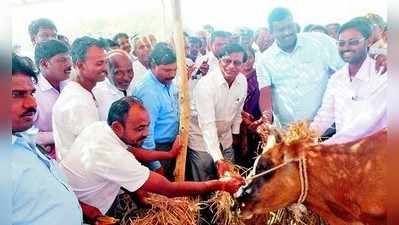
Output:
[171, 0, 190, 182]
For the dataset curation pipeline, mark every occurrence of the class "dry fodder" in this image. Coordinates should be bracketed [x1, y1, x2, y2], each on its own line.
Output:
[125, 194, 200, 225]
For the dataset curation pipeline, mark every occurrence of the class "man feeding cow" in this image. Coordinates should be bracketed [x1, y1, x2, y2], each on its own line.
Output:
[235, 18, 387, 225]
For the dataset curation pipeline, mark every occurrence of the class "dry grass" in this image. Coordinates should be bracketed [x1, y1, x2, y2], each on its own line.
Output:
[282, 122, 319, 146]
[125, 194, 200, 225]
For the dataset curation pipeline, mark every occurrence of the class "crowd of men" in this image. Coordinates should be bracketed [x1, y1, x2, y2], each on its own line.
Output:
[11, 7, 387, 225]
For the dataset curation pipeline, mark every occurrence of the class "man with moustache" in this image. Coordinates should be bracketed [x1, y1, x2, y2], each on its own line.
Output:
[132, 43, 180, 179]
[257, 8, 386, 130]
[187, 43, 248, 182]
[59, 97, 245, 221]
[33, 39, 72, 159]
[310, 19, 387, 144]
[11, 53, 82, 225]
[52, 36, 108, 161]
[93, 49, 134, 120]
[256, 7, 345, 129]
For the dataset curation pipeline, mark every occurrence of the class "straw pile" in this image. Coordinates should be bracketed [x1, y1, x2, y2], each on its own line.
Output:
[126, 193, 200, 225]
[207, 164, 250, 225]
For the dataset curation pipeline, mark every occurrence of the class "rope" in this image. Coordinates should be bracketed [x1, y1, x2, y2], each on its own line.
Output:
[297, 156, 308, 204]
[244, 156, 309, 205]
[245, 158, 299, 182]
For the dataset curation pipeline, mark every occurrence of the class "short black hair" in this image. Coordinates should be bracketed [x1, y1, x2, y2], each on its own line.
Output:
[268, 7, 293, 31]
[28, 18, 57, 38]
[71, 36, 107, 64]
[210, 31, 232, 44]
[107, 96, 145, 126]
[107, 39, 120, 48]
[34, 39, 70, 68]
[112, 33, 129, 43]
[12, 53, 38, 83]
[149, 42, 176, 66]
[338, 18, 372, 39]
[216, 43, 248, 62]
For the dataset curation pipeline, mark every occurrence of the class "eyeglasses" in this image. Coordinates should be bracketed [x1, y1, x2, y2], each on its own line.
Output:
[221, 57, 243, 66]
[337, 38, 365, 47]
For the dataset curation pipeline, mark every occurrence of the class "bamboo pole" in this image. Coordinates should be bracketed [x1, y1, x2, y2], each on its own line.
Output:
[171, 0, 190, 182]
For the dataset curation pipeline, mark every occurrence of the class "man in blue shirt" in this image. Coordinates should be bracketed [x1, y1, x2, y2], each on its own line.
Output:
[132, 43, 179, 180]
[257, 7, 387, 130]
[10, 53, 82, 225]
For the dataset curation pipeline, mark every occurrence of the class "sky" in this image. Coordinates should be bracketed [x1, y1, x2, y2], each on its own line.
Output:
[12, 0, 386, 54]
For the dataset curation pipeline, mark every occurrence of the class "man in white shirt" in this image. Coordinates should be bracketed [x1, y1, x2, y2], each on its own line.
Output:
[33, 39, 72, 159]
[60, 96, 245, 218]
[52, 36, 107, 161]
[127, 36, 152, 93]
[93, 49, 133, 120]
[311, 19, 387, 144]
[187, 43, 248, 182]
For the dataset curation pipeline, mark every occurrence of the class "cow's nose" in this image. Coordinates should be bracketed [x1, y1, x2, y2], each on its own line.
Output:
[236, 182, 254, 203]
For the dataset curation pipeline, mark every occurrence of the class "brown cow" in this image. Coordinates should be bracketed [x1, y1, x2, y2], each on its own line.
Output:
[237, 125, 387, 225]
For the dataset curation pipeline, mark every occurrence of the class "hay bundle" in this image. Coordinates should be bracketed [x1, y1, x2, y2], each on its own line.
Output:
[126, 194, 200, 225]
[207, 166, 249, 225]
[208, 190, 245, 225]
[282, 122, 319, 146]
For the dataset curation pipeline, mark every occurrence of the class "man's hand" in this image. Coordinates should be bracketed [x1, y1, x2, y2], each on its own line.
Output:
[374, 54, 387, 74]
[186, 65, 196, 79]
[219, 175, 245, 194]
[216, 159, 235, 178]
[198, 61, 209, 75]
[168, 135, 182, 158]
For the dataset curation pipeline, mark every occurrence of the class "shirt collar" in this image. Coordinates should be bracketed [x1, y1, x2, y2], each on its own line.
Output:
[214, 68, 242, 88]
[344, 56, 373, 83]
[355, 56, 373, 81]
[106, 122, 129, 149]
[37, 74, 55, 92]
[272, 34, 303, 56]
[105, 77, 125, 95]
[148, 70, 171, 89]
[12, 127, 38, 146]
[37, 74, 68, 92]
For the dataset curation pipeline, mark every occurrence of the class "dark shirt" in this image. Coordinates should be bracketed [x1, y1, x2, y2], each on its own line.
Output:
[244, 70, 261, 119]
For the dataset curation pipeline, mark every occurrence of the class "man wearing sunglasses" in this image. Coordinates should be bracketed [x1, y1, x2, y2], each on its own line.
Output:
[187, 43, 248, 182]
[310, 19, 387, 144]
[256, 8, 386, 132]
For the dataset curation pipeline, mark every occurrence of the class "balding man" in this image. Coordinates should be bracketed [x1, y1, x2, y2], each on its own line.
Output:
[93, 49, 134, 121]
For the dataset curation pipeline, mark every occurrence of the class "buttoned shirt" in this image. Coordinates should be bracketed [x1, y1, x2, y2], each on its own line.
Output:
[52, 81, 100, 161]
[257, 32, 344, 127]
[132, 71, 179, 169]
[93, 78, 125, 121]
[11, 133, 82, 225]
[33, 74, 67, 146]
[60, 122, 150, 214]
[310, 56, 387, 144]
[189, 68, 247, 161]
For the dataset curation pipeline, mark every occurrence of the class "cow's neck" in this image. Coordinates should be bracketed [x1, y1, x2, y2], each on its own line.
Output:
[302, 146, 366, 225]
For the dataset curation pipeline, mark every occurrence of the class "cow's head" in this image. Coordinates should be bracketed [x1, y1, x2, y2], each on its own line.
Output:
[237, 122, 317, 219]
